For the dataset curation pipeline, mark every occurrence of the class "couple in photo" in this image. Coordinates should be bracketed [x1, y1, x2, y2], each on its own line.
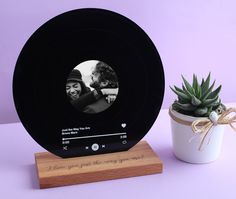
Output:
[66, 61, 119, 113]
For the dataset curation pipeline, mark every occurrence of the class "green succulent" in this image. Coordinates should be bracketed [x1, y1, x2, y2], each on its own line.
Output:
[170, 73, 226, 117]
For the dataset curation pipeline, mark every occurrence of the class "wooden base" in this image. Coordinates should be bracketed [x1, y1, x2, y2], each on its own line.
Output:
[35, 141, 163, 189]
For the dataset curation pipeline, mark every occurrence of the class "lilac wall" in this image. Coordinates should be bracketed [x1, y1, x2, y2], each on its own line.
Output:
[1, 0, 236, 124]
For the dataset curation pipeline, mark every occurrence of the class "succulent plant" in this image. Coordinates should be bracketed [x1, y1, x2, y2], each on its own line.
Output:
[170, 73, 226, 117]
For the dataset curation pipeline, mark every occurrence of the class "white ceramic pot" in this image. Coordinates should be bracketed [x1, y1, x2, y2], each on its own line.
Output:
[169, 108, 225, 164]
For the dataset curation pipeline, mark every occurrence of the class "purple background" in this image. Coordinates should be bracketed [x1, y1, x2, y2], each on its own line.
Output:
[1, 0, 236, 124]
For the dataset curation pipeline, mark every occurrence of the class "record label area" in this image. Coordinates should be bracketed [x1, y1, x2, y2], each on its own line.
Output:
[66, 60, 119, 114]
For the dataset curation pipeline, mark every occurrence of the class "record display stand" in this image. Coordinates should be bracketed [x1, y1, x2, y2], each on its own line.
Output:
[35, 141, 163, 189]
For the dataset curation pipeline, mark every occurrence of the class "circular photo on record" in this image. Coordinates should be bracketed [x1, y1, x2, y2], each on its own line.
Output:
[66, 60, 119, 114]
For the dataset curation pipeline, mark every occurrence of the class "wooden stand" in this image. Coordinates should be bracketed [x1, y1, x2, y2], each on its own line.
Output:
[35, 141, 163, 189]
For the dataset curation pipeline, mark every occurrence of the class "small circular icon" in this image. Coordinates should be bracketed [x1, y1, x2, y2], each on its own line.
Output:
[91, 143, 99, 151]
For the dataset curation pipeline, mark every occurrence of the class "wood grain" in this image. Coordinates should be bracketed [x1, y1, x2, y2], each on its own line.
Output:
[35, 141, 163, 188]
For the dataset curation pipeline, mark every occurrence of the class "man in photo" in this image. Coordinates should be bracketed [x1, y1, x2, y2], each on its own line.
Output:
[83, 61, 119, 113]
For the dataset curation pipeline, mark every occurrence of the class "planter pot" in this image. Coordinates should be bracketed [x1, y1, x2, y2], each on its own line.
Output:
[169, 108, 225, 164]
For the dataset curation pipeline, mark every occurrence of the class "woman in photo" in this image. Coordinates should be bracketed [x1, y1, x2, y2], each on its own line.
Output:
[66, 69, 90, 101]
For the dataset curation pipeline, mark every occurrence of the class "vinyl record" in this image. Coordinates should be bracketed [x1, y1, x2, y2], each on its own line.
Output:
[13, 8, 165, 158]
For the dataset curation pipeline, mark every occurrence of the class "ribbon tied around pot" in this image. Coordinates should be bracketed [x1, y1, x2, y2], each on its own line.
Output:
[191, 108, 236, 150]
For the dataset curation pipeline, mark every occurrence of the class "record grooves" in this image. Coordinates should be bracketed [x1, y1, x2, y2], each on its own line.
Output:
[13, 8, 165, 158]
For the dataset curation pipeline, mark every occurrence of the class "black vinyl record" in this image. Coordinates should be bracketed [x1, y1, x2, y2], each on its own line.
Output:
[13, 8, 165, 158]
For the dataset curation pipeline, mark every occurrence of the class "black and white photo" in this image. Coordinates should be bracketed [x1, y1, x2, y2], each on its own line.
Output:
[66, 60, 119, 113]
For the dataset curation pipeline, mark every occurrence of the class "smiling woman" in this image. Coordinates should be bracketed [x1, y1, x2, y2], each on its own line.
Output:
[66, 69, 91, 101]
[66, 69, 90, 101]
[66, 82, 82, 100]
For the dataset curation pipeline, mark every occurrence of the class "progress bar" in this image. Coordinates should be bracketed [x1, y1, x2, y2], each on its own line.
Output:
[62, 132, 127, 141]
